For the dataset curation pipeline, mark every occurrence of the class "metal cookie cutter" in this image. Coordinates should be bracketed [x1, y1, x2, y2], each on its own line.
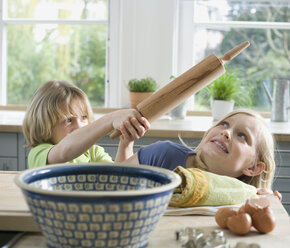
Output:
[175, 227, 229, 248]
[175, 227, 261, 248]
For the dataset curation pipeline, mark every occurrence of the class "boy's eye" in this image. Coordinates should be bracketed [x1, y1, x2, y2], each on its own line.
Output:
[65, 118, 73, 123]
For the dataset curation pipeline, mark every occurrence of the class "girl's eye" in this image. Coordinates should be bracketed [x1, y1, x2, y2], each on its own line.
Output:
[220, 121, 229, 128]
[81, 116, 87, 121]
[238, 132, 248, 142]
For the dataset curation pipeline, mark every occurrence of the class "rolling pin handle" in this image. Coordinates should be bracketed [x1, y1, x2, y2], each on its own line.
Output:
[110, 129, 122, 139]
[220, 41, 250, 63]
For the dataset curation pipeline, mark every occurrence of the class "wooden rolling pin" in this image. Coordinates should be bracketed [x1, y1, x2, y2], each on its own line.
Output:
[110, 41, 250, 139]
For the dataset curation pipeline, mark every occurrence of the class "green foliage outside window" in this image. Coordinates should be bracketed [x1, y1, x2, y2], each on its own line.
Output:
[7, 0, 107, 107]
[195, 1, 290, 111]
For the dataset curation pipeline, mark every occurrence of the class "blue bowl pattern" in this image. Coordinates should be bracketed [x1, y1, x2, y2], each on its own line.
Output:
[15, 163, 181, 248]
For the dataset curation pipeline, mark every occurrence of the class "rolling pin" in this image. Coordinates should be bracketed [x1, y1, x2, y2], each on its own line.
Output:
[110, 41, 250, 139]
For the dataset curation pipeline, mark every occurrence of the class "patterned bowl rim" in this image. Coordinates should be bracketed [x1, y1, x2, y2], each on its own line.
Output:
[14, 163, 181, 197]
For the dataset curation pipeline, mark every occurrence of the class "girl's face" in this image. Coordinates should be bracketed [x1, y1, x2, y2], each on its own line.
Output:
[51, 100, 89, 144]
[200, 114, 262, 178]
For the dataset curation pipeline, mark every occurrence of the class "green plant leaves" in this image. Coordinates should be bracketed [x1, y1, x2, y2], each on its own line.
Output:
[197, 68, 253, 108]
[128, 77, 158, 92]
[208, 71, 240, 101]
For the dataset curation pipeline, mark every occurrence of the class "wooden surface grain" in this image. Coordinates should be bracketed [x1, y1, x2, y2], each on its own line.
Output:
[0, 172, 40, 232]
[10, 195, 290, 248]
[1, 171, 289, 248]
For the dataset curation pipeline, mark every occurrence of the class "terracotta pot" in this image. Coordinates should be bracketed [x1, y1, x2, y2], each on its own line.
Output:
[129, 92, 153, 109]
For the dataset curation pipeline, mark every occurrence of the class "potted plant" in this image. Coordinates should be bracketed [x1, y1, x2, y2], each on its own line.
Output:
[128, 77, 158, 108]
[206, 70, 240, 120]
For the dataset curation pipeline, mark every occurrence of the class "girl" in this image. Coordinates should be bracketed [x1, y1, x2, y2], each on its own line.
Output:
[23, 80, 150, 168]
[125, 110, 276, 190]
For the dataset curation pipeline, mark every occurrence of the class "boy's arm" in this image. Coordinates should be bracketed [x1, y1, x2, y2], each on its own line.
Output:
[47, 109, 148, 164]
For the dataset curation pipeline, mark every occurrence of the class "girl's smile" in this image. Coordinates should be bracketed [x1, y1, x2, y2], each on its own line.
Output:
[210, 139, 229, 153]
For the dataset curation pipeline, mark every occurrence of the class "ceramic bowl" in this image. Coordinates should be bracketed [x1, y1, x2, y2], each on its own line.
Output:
[15, 163, 181, 248]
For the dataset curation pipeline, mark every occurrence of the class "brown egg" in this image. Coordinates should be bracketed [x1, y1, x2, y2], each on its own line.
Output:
[227, 212, 252, 235]
[252, 207, 276, 233]
[245, 197, 270, 216]
[215, 207, 238, 228]
[238, 204, 246, 213]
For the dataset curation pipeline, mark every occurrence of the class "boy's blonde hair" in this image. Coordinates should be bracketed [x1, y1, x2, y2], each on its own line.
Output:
[23, 80, 94, 147]
[194, 109, 276, 189]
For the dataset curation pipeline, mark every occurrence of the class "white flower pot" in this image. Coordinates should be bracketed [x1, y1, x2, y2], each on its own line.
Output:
[211, 100, 234, 121]
[170, 100, 188, 119]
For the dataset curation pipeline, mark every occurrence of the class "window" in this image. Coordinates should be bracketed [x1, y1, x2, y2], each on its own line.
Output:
[1, 0, 289, 111]
[1, 0, 108, 107]
[178, 0, 290, 111]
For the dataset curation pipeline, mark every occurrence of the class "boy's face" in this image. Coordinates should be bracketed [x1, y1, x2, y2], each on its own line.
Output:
[51, 100, 89, 144]
[200, 114, 261, 178]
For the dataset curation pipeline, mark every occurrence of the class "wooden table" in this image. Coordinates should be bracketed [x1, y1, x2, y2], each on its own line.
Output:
[7, 196, 290, 248]
[1, 172, 290, 248]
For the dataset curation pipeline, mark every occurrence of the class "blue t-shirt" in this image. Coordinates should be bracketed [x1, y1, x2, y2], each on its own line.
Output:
[138, 140, 196, 170]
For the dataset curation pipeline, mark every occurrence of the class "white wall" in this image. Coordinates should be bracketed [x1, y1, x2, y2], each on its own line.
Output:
[107, 0, 177, 108]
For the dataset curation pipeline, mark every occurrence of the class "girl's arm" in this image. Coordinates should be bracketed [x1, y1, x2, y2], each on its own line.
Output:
[121, 153, 140, 164]
[47, 109, 148, 164]
[115, 117, 150, 162]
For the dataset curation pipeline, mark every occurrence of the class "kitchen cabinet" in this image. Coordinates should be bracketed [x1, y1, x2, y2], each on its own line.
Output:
[0, 158, 18, 171]
[274, 142, 290, 214]
[0, 133, 27, 171]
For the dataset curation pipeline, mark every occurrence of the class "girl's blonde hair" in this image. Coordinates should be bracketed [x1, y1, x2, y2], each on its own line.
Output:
[194, 109, 276, 189]
[23, 80, 94, 147]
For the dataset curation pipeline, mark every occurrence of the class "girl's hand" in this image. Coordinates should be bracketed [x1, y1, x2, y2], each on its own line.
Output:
[119, 116, 150, 145]
[114, 114, 150, 163]
[257, 188, 282, 201]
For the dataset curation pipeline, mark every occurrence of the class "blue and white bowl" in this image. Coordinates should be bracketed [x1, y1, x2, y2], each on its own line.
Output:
[15, 163, 181, 248]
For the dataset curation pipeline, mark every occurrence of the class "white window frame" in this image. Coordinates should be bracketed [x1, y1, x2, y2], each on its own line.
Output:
[105, 0, 121, 107]
[0, 0, 178, 108]
[178, 0, 290, 109]
[0, 0, 7, 105]
[1, 0, 289, 109]
[0, 0, 108, 106]
[1, 0, 178, 108]
[178, 0, 290, 66]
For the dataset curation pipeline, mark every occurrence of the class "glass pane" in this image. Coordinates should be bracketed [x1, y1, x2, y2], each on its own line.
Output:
[193, 27, 290, 111]
[7, 0, 108, 20]
[7, 24, 107, 107]
[194, 0, 290, 23]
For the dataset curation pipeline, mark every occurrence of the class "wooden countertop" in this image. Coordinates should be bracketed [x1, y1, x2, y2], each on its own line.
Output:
[10, 195, 290, 248]
[1, 110, 290, 141]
